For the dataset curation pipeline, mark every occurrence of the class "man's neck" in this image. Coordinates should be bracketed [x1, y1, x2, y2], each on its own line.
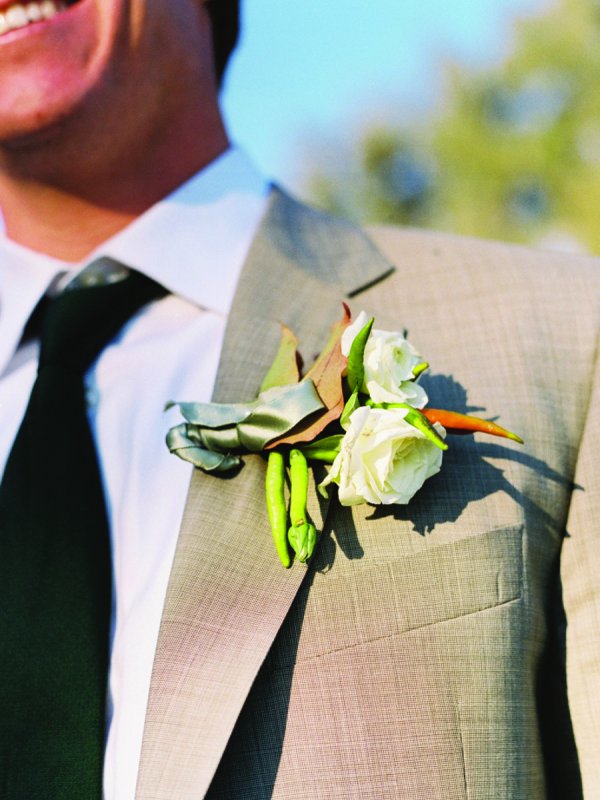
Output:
[0, 111, 229, 263]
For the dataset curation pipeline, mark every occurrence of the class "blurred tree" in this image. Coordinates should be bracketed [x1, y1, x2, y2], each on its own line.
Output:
[309, 0, 600, 252]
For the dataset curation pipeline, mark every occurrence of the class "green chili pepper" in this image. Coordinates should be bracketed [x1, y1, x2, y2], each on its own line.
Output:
[302, 434, 343, 463]
[288, 523, 317, 564]
[288, 449, 310, 525]
[266, 450, 291, 568]
[346, 316, 374, 393]
[299, 448, 339, 463]
[287, 448, 317, 563]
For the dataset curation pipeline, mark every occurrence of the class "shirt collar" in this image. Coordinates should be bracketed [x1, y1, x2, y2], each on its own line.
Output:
[0, 147, 269, 377]
[91, 147, 269, 315]
[0, 241, 66, 377]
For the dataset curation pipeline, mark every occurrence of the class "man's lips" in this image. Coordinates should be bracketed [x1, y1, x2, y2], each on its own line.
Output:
[0, 1, 79, 36]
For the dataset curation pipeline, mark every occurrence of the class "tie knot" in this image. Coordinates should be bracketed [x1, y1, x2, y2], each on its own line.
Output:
[38, 258, 166, 374]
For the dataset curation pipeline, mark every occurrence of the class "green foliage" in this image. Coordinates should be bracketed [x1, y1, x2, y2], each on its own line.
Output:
[309, 0, 600, 253]
[260, 324, 299, 392]
[346, 316, 374, 393]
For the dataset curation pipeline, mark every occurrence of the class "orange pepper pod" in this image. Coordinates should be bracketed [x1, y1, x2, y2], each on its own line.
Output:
[421, 409, 523, 444]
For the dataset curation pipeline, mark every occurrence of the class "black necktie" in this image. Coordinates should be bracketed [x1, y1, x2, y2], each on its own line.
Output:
[0, 259, 166, 799]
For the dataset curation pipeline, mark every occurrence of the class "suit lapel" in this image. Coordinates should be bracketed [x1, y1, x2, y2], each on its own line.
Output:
[135, 188, 392, 799]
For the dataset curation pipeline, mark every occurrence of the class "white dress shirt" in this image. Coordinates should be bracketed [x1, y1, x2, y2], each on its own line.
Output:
[0, 148, 269, 800]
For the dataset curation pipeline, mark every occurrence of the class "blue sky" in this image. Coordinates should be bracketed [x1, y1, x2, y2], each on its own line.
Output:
[222, 0, 548, 193]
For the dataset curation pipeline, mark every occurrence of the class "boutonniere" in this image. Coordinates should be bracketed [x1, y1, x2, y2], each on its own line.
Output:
[167, 306, 523, 567]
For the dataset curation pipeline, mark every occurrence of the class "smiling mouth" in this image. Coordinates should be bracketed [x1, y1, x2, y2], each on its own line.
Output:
[0, 1, 79, 36]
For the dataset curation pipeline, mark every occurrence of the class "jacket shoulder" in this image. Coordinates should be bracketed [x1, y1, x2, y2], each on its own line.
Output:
[366, 224, 600, 303]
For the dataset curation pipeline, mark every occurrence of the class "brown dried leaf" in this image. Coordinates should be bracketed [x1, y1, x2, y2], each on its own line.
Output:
[303, 303, 351, 401]
[265, 396, 344, 448]
[266, 305, 351, 447]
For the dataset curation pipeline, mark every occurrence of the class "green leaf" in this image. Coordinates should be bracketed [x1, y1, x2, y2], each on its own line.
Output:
[173, 400, 255, 427]
[168, 381, 326, 461]
[240, 381, 325, 451]
[340, 390, 361, 430]
[165, 424, 242, 472]
[412, 361, 429, 379]
[367, 402, 448, 451]
[260, 324, 300, 392]
[346, 317, 374, 393]
[402, 407, 448, 451]
[196, 426, 241, 453]
[183, 447, 242, 472]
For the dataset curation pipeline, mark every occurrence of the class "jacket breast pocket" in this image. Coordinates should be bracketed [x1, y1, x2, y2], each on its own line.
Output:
[291, 524, 524, 664]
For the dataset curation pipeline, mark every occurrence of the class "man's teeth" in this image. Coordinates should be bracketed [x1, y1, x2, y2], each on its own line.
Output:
[0, 1, 67, 35]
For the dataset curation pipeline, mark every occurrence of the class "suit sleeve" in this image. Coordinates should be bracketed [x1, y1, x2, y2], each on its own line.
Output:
[561, 334, 600, 796]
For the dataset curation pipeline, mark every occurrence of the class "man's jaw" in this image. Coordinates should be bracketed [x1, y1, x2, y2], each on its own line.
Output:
[0, 1, 79, 36]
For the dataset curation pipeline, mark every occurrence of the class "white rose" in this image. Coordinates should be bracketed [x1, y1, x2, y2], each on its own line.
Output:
[320, 406, 445, 506]
[342, 310, 428, 407]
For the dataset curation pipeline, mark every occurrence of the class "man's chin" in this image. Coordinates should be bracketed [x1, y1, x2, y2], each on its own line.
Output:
[0, 120, 67, 153]
[0, 90, 86, 152]
[0, 57, 107, 159]
[0, 0, 105, 149]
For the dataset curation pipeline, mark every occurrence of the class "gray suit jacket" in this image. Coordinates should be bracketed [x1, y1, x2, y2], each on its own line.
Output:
[135, 189, 600, 799]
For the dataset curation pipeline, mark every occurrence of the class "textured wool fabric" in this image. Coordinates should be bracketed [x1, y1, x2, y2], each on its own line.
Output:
[561, 339, 600, 797]
[136, 189, 599, 799]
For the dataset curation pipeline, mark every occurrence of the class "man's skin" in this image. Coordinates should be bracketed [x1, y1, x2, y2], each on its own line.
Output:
[0, 0, 228, 260]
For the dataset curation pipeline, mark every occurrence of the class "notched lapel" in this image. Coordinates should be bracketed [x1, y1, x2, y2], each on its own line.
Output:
[136, 189, 393, 799]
